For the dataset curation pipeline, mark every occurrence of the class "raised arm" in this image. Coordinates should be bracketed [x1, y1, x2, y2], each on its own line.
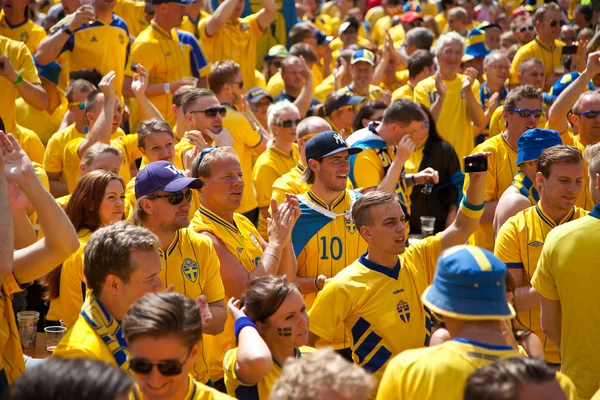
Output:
[377, 136, 415, 192]
[430, 72, 446, 122]
[294, 57, 314, 118]
[255, 0, 277, 31]
[0, 55, 48, 111]
[131, 63, 164, 120]
[203, 0, 239, 37]
[463, 67, 485, 128]
[0, 150, 14, 286]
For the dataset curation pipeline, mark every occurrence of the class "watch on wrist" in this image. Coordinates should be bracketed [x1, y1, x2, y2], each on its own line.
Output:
[63, 26, 73, 35]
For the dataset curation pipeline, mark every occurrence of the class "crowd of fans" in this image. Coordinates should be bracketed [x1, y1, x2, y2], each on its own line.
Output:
[0, 0, 599, 398]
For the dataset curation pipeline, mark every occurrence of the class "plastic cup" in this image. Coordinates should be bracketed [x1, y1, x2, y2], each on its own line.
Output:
[182, 77, 198, 87]
[17, 311, 39, 349]
[44, 326, 67, 352]
[420, 216, 436, 238]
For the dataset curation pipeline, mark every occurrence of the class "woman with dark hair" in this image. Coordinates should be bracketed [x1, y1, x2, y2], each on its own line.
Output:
[224, 275, 313, 399]
[406, 104, 464, 234]
[41, 170, 125, 328]
[351, 100, 387, 133]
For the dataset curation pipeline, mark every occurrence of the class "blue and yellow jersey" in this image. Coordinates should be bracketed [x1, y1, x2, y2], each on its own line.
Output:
[532, 204, 600, 400]
[157, 228, 225, 384]
[0, 36, 40, 135]
[0, 12, 47, 55]
[42, 123, 86, 178]
[113, 0, 148, 38]
[131, 375, 234, 400]
[489, 105, 548, 139]
[292, 189, 366, 350]
[0, 275, 26, 389]
[478, 83, 507, 144]
[199, 13, 262, 88]
[510, 37, 564, 91]
[308, 234, 443, 385]
[414, 74, 482, 162]
[223, 346, 315, 399]
[463, 134, 518, 251]
[189, 205, 263, 381]
[222, 105, 263, 214]
[16, 96, 68, 145]
[52, 14, 130, 97]
[511, 171, 539, 206]
[337, 84, 383, 103]
[495, 204, 587, 364]
[376, 338, 577, 400]
[252, 145, 299, 238]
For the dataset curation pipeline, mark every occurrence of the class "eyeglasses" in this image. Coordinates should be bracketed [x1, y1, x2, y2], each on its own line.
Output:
[519, 25, 535, 33]
[153, 190, 193, 205]
[509, 108, 543, 118]
[188, 107, 227, 118]
[130, 351, 191, 377]
[277, 119, 301, 128]
[69, 101, 85, 110]
[549, 19, 566, 27]
[229, 81, 244, 89]
[574, 110, 600, 119]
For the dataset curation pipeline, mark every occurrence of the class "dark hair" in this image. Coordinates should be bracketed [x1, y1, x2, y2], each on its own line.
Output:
[85, 89, 103, 115]
[289, 22, 315, 45]
[405, 27, 435, 50]
[301, 159, 320, 184]
[181, 88, 216, 115]
[242, 276, 298, 323]
[65, 79, 96, 103]
[407, 50, 434, 79]
[69, 69, 103, 88]
[504, 85, 542, 111]
[382, 98, 425, 126]
[208, 60, 240, 95]
[418, 103, 443, 142]
[289, 43, 318, 65]
[574, 4, 592, 23]
[537, 145, 583, 179]
[352, 100, 387, 132]
[464, 357, 559, 400]
[4, 358, 133, 400]
[123, 292, 202, 349]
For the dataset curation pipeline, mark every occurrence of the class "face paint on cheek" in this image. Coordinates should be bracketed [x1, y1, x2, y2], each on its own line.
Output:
[277, 327, 292, 337]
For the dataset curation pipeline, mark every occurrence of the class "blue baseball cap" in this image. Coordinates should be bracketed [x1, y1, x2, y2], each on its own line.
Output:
[305, 131, 362, 161]
[325, 93, 365, 116]
[465, 28, 490, 59]
[422, 245, 515, 320]
[33, 56, 61, 86]
[517, 128, 562, 165]
[135, 161, 203, 200]
[246, 87, 273, 104]
[543, 72, 595, 105]
[316, 29, 332, 45]
[351, 49, 375, 66]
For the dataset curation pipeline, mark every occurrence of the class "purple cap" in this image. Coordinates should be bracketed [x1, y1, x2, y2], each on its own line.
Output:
[135, 161, 203, 200]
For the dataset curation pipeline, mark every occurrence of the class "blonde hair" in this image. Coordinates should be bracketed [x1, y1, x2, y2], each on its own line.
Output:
[191, 146, 239, 179]
[81, 143, 123, 170]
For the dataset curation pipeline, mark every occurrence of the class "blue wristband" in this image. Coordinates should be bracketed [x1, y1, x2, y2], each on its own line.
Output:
[461, 198, 485, 211]
[234, 316, 257, 341]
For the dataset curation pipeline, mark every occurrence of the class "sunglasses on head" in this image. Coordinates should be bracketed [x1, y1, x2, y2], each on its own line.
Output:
[188, 107, 227, 118]
[153, 190, 193, 205]
[277, 119, 301, 128]
[509, 108, 543, 118]
[549, 19, 566, 27]
[129, 352, 191, 377]
[519, 25, 535, 33]
[69, 101, 85, 110]
[575, 110, 600, 119]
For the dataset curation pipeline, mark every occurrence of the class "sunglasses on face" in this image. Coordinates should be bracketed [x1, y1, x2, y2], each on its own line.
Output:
[509, 108, 543, 118]
[575, 110, 600, 119]
[188, 107, 227, 118]
[519, 25, 535, 33]
[273, 61, 282, 68]
[277, 119, 301, 128]
[129, 352, 191, 377]
[549, 19, 566, 27]
[153, 190, 193, 205]
[69, 101, 85, 110]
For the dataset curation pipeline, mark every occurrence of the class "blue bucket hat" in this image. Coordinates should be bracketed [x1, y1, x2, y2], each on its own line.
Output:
[422, 245, 515, 321]
[517, 128, 562, 165]
[542, 72, 595, 105]
[465, 28, 490, 59]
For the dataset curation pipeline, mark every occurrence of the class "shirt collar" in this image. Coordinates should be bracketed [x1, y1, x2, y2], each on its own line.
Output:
[306, 189, 347, 211]
[358, 252, 400, 280]
[535, 202, 576, 228]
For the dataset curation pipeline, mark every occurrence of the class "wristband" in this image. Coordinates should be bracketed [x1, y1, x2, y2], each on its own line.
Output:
[314, 276, 323, 291]
[234, 316, 257, 342]
[411, 175, 417, 185]
[459, 198, 485, 219]
[263, 251, 281, 262]
[12, 75, 23, 85]
[164, 83, 170, 95]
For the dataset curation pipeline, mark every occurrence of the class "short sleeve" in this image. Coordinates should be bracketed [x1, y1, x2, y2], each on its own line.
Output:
[308, 278, 354, 342]
[112, 134, 143, 165]
[406, 233, 443, 285]
[376, 355, 402, 400]
[509, 47, 527, 85]
[413, 80, 433, 107]
[43, 134, 64, 173]
[243, 14, 262, 38]
[351, 150, 384, 189]
[177, 31, 210, 77]
[531, 232, 560, 301]
[494, 216, 524, 269]
[125, 40, 158, 78]
[228, 112, 262, 148]
[489, 107, 504, 137]
[60, 247, 85, 329]
[195, 233, 225, 303]
[16, 126, 45, 164]
[16, 44, 41, 85]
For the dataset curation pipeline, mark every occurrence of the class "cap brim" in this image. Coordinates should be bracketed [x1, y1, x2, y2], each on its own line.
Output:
[247, 93, 273, 103]
[421, 285, 516, 321]
[319, 147, 363, 159]
[351, 59, 375, 66]
[346, 96, 365, 105]
[161, 177, 203, 192]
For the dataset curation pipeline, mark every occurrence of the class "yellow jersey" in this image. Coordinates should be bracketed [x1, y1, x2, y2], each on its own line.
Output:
[532, 204, 600, 400]
[293, 189, 367, 349]
[16, 96, 68, 145]
[337, 84, 383, 102]
[157, 228, 225, 384]
[265, 66, 322, 98]
[14, 124, 45, 165]
[177, 12, 211, 38]
[0, 275, 26, 388]
[199, 13, 263, 89]
[130, 375, 234, 400]
[572, 134, 595, 212]
[489, 105, 548, 139]
[314, 73, 335, 103]
[0, 12, 47, 55]
[371, 15, 392, 47]
[434, 12, 448, 34]
[252, 145, 299, 238]
[376, 338, 577, 400]
[414, 73, 482, 162]
[42, 123, 86, 179]
[0, 36, 40, 135]
[392, 83, 415, 101]
[222, 104, 263, 214]
[308, 234, 443, 385]
[223, 346, 315, 399]
[113, 0, 147, 38]
[463, 134, 518, 251]
[189, 205, 263, 381]
[495, 204, 588, 364]
[510, 37, 564, 91]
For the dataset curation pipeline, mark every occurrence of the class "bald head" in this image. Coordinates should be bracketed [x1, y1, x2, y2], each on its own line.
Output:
[297, 117, 332, 140]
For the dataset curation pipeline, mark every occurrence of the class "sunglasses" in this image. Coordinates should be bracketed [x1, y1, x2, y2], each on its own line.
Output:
[509, 108, 543, 118]
[277, 119, 301, 128]
[188, 107, 227, 118]
[549, 19, 566, 27]
[69, 101, 85, 110]
[519, 25, 535, 33]
[575, 110, 600, 119]
[341, 105, 357, 112]
[273, 61, 282, 68]
[153, 190, 193, 205]
[130, 352, 191, 377]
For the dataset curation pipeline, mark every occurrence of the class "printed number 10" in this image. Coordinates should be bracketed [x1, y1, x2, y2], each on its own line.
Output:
[320, 237, 342, 260]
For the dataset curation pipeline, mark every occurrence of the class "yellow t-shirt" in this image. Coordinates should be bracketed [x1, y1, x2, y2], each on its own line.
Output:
[14, 124, 45, 165]
[365, 6, 385, 30]
[434, 12, 448, 34]
[0, 36, 40, 135]
[16, 97, 68, 145]
[222, 105, 263, 214]
[223, 346, 315, 399]
[189, 205, 263, 381]
[177, 12, 211, 38]
[252, 145, 299, 238]
[495, 204, 588, 364]
[532, 206, 600, 400]
[337, 84, 383, 102]
[0, 275, 26, 387]
[308, 234, 443, 385]
[572, 134, 595, 212]
[294, 189, 367, 350]
[371, 15, 391, 47]
[0, 13, 47, 55]
[42, 123, 86, 178]
[113, 0, 148, 38]
[266, 66, 322, 98]
[379, 70, 409, 93]
[376, 338, 577, 400]
[489, 105, 548, 139]
[314, 73, 335, 103]
[157, 228, 225, 384]
[510, 37, 564, 91]
[414, 73, 482, 162]
[199, 14, 263, 89]
[392, 83, 415, 101]
[130, 375, 234, 400]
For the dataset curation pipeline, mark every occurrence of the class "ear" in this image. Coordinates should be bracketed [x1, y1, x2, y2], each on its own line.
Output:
[359, 225, 372, 242]
[171, 104, 178, 116]
[138, 145, 147, 156]
[139, 197, 155, 215]
[104, 274, 121, 296]
[79, 162, 87, 175]
[535, 171, 544, 189]
[568, 113, 579, 128]
[188, 342, 200, 363]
